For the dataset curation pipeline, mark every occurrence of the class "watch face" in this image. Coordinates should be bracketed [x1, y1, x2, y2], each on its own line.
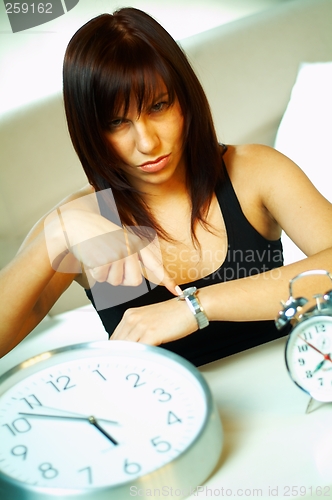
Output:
[0, 341, 222, 499]
[285, 315, 332, 401]
[182, 287, 197, 298]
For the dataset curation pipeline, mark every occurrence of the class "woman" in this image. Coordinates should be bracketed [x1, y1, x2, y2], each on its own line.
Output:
[1, 8, 331, 365]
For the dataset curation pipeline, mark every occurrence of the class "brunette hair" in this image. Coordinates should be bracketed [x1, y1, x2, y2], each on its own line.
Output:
[63, 7, 224, 244]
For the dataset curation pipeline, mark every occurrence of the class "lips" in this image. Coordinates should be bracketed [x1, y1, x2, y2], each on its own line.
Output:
[139, 154, 171, 173]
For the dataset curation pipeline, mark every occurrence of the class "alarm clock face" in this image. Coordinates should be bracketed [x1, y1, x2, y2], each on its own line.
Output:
[285, 315, 332, 401]
[0, 341, 222, 499]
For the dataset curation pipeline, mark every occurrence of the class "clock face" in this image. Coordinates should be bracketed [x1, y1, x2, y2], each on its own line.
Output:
[0, 341, 222, 498]
[285, 315, 332, 401]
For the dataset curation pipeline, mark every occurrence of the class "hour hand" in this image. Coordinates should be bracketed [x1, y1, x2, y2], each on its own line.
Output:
[88, 416, 118, 446]
[313, 359, 326, 374]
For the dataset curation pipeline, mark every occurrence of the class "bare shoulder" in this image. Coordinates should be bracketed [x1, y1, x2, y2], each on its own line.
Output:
[223, 143, 314, 196]
[224, 144, 332, 254]
[222, 143, 325, 241]
[56, 183, 95, 205]
[224, 143, 294, 175]
[224, 144, 279, 198]
[22, 184, 94, 242]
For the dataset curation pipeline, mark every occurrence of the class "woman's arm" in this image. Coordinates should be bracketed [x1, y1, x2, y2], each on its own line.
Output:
[0, 186, 94, 356]
[0, 184, 179, 357]
[203, 144, 332, 322]
[111, 145, 332, 345]
[0, 216, 77, 357]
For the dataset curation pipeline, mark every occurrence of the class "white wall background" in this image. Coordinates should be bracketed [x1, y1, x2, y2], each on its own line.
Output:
[0, 0, 291, 118]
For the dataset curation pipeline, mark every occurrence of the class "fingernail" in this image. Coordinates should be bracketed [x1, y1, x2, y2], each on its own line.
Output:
[175, 285, 183, 296]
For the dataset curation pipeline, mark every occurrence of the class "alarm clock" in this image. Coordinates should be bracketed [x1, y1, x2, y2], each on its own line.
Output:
[276, 269, 332, 402]
[0, 340, 223, 499]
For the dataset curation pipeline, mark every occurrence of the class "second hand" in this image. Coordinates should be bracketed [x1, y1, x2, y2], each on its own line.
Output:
[298, 335, 332, 362]
[298, 335, 332, 374]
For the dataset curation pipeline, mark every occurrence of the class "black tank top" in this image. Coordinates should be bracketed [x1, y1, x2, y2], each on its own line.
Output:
[86, 161, 288, 366]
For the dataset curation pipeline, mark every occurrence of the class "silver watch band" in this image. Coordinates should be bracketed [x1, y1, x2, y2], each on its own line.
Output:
[178, 287, 209, 329]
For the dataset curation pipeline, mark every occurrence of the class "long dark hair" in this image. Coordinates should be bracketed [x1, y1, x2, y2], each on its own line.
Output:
[63, 7, 224, 244]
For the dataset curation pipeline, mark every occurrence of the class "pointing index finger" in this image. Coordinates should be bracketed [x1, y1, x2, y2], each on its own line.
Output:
[137, 246, 182, 297]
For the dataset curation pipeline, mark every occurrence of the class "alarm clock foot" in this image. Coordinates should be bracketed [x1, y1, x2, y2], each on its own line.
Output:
[305, 397, 324, 414]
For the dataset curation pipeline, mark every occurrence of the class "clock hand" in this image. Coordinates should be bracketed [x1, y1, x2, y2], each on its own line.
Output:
[88, 416, 118, 446]
[298, 335, 332, 363]
[40, 405, 120, 425]
[18, 411, 119, 445]
[322, 355, 332, 371]
[18, 411, 118, 426]
[313, 359, 326, 374]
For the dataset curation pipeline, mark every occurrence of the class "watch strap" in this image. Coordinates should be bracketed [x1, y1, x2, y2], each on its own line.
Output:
[178, 287, 209, 329]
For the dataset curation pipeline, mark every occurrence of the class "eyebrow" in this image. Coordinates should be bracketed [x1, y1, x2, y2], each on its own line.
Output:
[152, 91, 169, 101]
[112, 90, 170, 121]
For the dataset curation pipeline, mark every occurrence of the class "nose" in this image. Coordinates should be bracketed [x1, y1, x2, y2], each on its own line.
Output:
[133, 117, 159, 154]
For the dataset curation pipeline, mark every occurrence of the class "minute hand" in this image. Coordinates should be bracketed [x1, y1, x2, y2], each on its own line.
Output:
[19, 412, 119, 445]
[18, 411, 118, 425]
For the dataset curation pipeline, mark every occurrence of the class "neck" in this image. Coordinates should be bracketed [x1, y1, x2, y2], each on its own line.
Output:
[132, 156, 188, 205]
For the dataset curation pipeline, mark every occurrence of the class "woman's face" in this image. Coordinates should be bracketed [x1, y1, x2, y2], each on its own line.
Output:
[104, 84, 185, 192]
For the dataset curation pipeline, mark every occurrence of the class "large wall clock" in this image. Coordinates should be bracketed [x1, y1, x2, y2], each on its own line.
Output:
[0, 340, 223, 499]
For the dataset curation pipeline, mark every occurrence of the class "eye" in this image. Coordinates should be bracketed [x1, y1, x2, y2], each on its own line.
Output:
[110, 118, 124, 128]
[150, 101, 169, 113]
[108, 118, 128, 131]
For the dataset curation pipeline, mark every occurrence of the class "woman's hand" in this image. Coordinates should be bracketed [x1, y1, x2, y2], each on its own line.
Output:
[110, 297, 198, 345]
[43, 189, 180, 295]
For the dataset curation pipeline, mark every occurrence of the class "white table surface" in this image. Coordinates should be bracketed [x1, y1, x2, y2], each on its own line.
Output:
[197, 339, 332, 500]
[1, 307, 332, 500]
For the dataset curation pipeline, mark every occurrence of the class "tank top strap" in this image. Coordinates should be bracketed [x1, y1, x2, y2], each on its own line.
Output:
[215, 159, 240, 250]
[216, 156, 283, 269]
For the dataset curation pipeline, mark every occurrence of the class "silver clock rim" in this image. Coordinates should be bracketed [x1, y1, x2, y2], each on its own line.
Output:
[0, 340, 223, 500]
[285, 315, 332, 402]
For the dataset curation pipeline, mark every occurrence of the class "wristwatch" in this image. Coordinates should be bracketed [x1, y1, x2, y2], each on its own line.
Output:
[178, 286, 209, 329]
